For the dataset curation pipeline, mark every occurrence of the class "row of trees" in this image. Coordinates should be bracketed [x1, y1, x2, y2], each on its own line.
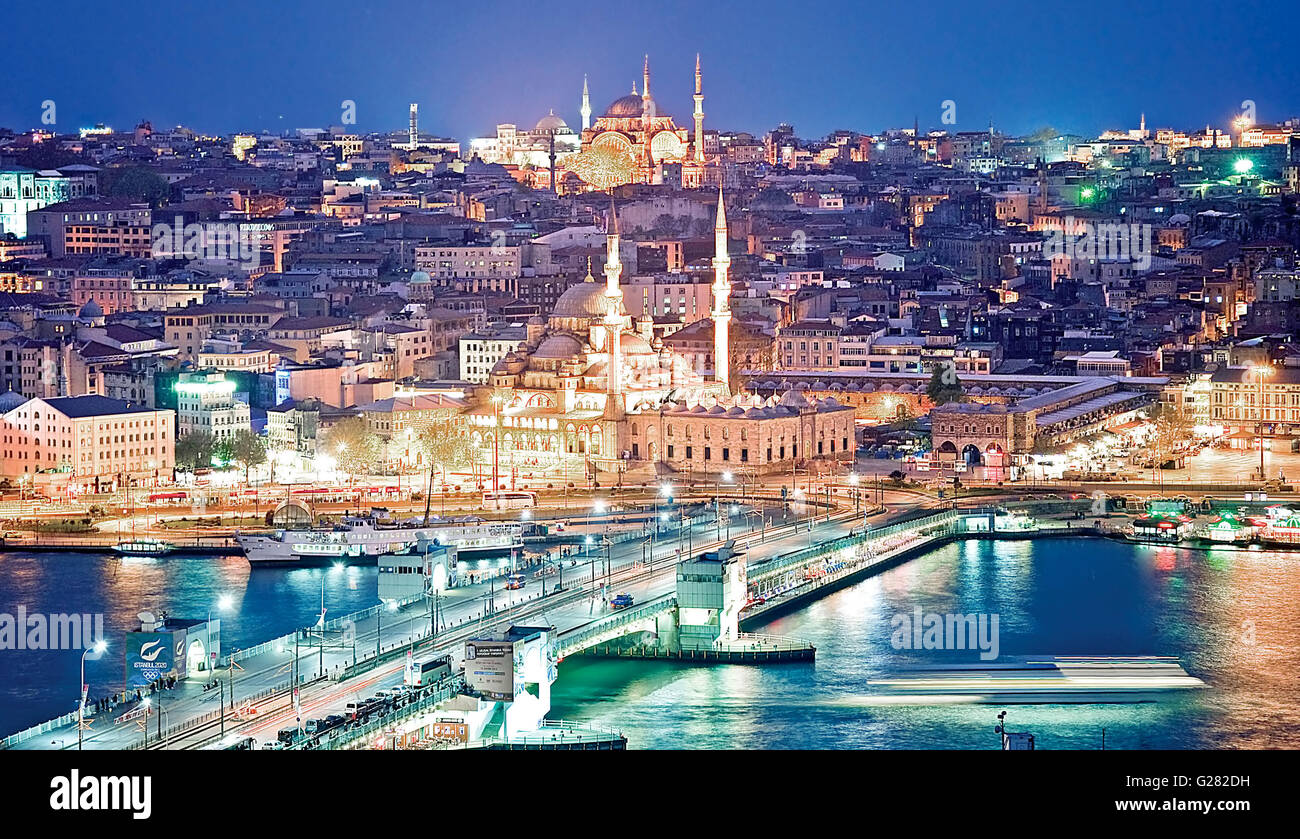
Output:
[317, 416, 475, 483]
[175, 418, 478, 484]
[174, 430, 267, 480]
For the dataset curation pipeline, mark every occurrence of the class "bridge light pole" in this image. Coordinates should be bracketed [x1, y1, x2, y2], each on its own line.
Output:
[78, 639, 107, 751]
[1253, 365, 1272, 483]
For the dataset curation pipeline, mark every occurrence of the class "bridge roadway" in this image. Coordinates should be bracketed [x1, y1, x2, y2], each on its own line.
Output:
[13, 489, 935, 750]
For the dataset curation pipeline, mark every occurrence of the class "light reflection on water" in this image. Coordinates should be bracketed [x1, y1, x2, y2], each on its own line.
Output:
[548, 538, 1300, 749]
[0, 551, 378, 735]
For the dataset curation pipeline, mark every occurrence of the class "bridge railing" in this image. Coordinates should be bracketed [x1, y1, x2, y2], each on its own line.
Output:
[556, 594, 677, 656]
[479, 720, 625, 747]
[312, 676, 465, 751]
[0, 710, 80, 750]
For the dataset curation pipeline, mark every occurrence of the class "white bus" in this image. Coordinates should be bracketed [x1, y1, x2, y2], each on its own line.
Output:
[482, 490, 536, 510]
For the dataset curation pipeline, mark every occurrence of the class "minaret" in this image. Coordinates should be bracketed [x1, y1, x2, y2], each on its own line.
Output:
[641, 55, 654, 170]
[603, 202, 625, 414]
[408, 103, 418, 147]
[693, 53, 705, 163]
[711, 188, 732, 394]
[580, 75, 591, 132]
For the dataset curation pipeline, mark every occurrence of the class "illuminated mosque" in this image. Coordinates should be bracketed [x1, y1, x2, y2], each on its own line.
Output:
[568, 55, 712, 190]
[463, 191, 855, 479]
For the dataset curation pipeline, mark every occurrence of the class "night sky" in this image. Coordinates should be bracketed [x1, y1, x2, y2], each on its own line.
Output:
[6, 0, 1297, 141]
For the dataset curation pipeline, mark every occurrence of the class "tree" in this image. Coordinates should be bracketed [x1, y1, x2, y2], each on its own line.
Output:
[213, 437, 235, 468]
[102, 166, 171, 207]
[415, 418, 473, 522]
[926, 361, 963, 406]
[175, 431, 215, 472]
[1148, 403, 1194, 470]
[416, 419, 473, 486]
[230, 429, 267, 483]
[319, 417, 381, 479]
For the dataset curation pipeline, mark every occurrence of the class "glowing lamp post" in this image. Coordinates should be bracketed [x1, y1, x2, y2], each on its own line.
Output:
[430, 562, 447, 643]
[78, 639, 108, 750]
[490, 392, 505, 509]
[1253, 365, 1272, 482]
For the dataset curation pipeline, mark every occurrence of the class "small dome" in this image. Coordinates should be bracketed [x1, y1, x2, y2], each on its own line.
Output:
[620, 332, 653, 354]
[605, 94, 648, 117]
[535, 111, 569, 132]
[78, 298, 103, 320]
[533, 334, 584, 359]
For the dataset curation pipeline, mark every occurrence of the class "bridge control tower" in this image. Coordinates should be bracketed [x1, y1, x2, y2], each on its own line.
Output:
[675, 541, 747, 651]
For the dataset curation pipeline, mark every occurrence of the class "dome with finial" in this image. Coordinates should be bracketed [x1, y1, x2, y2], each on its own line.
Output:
[77, 298, 104, 321]
[552, 282, 619, 319]
[534, 110, 569, 133]
[605, 82, 649, 117]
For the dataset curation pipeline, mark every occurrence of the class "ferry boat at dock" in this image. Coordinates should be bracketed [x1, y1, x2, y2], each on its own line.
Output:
[237, 515, 523, 568]
[111, 538, 176, 557]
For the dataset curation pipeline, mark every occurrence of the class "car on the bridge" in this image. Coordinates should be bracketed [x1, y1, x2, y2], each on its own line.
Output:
[611, 593, 635, 609]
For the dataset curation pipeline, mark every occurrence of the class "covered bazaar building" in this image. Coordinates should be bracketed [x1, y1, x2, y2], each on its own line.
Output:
[462, 192, 852, 480]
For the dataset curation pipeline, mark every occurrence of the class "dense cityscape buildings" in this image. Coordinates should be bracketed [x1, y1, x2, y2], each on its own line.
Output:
[2, 78, 1299, 492]
[1, 8, 1299, 806]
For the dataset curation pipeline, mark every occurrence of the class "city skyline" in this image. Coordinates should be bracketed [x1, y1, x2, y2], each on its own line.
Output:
[5, 0, 1299, 141]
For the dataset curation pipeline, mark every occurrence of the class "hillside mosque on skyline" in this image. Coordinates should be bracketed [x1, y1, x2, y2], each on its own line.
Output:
[470, 55, 718, 191]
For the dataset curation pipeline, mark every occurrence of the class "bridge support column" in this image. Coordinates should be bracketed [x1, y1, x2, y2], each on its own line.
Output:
[656, 609, 679, 652]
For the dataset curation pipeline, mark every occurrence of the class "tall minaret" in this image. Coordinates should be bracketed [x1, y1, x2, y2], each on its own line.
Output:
[409, 103, 418, 147]
[711, 188, 732, 394]
[603, 202, 625, 413]
[580, 75, 591, 131]
[693, 54, 705, 163]
[641, 55, 654, 169]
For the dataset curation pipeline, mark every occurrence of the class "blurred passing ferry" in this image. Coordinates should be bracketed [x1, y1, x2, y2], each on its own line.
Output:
[868, 656, 1206, 704]
[237, 513, 523, 567]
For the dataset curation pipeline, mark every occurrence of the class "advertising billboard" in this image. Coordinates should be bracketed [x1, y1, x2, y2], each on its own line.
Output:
[464, 639, 517, 700]
[125, 628, 187, 688]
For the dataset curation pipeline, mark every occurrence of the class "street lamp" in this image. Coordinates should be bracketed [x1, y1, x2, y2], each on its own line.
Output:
[209, 592, 232, 722]
[376, 598, 398, 659]
[78, 640, 107, 750]
[490, 391, 505, 509]
[430, 563, 447, 644]
[1252, 365, 1273, 483]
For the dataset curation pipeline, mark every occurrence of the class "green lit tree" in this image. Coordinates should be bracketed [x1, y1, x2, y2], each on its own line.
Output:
[213, 437, 235, 469]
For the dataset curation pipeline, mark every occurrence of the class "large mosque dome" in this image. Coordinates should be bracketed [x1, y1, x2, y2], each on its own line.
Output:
[552, 281, 623, 319]
[604, 94, 647, 117]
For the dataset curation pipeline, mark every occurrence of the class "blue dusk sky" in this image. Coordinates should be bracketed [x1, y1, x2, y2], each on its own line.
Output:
[4, 0, 1297, 141]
